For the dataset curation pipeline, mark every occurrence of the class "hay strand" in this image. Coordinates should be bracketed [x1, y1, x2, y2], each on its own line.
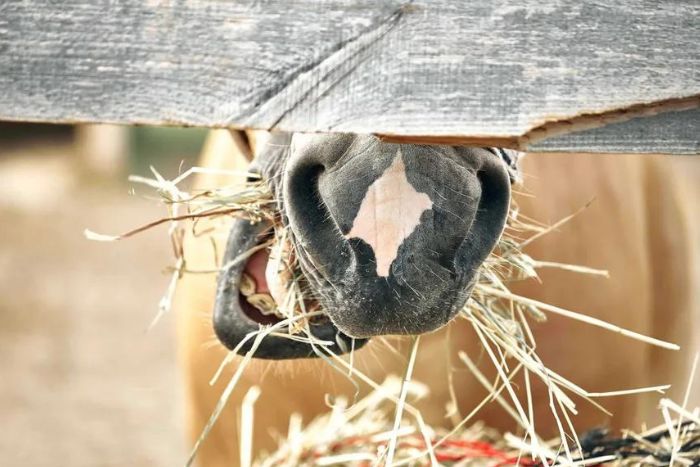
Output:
[241, 386, 262, 467]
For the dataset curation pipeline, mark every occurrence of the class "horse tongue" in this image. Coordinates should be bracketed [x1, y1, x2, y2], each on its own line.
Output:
[243, 249, 270, 294]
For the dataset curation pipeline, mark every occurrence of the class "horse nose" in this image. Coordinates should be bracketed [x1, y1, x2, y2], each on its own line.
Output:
[283, 135, 512, 338]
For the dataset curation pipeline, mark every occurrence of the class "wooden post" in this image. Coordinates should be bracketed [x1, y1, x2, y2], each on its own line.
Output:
[74, 124, 129, 177]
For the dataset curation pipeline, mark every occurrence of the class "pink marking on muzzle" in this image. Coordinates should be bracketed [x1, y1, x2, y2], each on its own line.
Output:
[345, 149, 433, 277]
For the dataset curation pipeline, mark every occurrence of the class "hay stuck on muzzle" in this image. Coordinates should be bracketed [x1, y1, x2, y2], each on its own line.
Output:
[86, 163, 696, 467]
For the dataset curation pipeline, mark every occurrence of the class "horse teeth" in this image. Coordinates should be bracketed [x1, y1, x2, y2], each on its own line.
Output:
[266, 238, 295, 308]
[247, 293, 278, 315]
[239, 273, 256, 297]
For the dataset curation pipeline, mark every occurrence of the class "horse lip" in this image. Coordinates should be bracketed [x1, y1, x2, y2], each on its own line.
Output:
[212, 217, 368, 359]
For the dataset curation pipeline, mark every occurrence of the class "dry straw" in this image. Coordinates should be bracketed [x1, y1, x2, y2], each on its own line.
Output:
[86, 166, 696, 467]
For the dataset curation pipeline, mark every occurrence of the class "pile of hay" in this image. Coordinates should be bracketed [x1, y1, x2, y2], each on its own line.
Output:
[255, 377, 700, 466]
[86, 166, 697, 467]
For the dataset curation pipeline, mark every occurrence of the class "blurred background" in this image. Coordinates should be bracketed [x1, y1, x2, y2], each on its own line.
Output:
[0, 123, 208, 466]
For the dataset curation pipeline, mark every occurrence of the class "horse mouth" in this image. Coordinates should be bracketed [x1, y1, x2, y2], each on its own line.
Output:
[237, 238, 320, 326]
[237, 234, 287, 327]
[213, 218, 368, 360]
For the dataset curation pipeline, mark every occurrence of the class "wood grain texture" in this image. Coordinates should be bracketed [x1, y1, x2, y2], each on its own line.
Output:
[0, 1, 698, 153]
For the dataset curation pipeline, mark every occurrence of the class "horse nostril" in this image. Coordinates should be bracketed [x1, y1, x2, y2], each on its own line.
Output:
[284, 147, 354, 282]
[286, 163, 324, 219]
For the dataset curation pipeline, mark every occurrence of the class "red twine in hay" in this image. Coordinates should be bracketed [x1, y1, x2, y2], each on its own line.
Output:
[299, 432, 543, 466]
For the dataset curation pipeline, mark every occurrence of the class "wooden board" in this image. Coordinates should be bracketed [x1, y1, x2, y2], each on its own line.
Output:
[0, 1, 698, 154]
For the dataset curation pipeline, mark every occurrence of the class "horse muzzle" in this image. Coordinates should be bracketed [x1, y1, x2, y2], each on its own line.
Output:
[213, 133, 514, 358]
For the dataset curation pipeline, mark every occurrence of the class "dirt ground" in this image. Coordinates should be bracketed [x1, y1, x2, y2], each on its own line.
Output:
[0, 138, 185, 466]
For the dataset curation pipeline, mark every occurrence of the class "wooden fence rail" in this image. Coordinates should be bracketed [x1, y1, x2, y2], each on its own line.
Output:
[0, 1, 698, 153]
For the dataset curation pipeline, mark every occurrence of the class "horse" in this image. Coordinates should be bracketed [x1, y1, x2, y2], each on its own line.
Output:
[174, 130, 699, 466]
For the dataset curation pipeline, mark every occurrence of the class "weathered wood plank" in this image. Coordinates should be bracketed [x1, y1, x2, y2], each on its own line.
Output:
[528, 107, 700, 154]
[0, 1, 698, 153]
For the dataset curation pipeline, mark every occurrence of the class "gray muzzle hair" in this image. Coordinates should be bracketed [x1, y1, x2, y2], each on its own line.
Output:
[213, 133, 520, 359]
